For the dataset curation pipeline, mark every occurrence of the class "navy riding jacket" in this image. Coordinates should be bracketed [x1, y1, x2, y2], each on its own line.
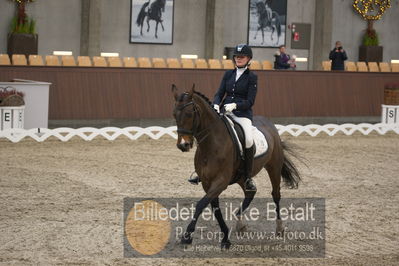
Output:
[213, 68, 258, 121]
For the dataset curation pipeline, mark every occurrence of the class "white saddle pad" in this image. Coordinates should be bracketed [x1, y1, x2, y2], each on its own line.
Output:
[252, 126, 268, 157]
[225, 117, 268, 158]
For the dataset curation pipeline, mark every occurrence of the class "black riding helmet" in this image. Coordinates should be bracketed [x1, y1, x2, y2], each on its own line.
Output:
[233, 44, 253, 59]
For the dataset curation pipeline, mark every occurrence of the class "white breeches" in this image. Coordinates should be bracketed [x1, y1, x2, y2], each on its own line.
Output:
[230, 114, 253, 148]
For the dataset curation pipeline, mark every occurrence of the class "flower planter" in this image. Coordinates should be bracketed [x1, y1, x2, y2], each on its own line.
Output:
[7, 33, 38, 57]
[384, 85, 399, 105]
[358, 45, 383, 63]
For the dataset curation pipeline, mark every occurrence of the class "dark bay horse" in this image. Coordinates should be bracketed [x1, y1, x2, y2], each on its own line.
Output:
[254, 1, 281, 45]
[172, 85, 301, 249]
[136, 0, 166, 39]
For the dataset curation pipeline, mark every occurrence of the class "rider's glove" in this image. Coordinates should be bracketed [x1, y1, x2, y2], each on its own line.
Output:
[224, 103, 237, 113]
[213, 104, 220, 113]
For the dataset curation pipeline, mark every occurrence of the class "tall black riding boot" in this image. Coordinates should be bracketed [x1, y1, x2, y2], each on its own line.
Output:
[244, 145, 256, 191]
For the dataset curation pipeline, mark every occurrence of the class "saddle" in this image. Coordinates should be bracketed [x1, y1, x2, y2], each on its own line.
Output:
[221, 114, 269, 161]
[221, 115, 248, 161]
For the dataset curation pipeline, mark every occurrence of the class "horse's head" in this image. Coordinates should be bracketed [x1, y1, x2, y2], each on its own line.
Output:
[172, 84, 197, 152]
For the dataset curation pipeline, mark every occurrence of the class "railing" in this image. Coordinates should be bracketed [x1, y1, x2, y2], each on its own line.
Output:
[1, 124, 398, 143]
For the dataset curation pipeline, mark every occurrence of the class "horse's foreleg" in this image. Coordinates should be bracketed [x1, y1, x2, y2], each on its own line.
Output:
[146, 17, 150, 32]
[235, 180, 257, 232]
[211, 198, 231, 249]
[266, 165, 284, 235]
[271, 26, 275, 42]
[181, 195, 212, 245]
[261, 28, 265, 45]
[181, 184, 225, 246]
[155, 21, 159, 38]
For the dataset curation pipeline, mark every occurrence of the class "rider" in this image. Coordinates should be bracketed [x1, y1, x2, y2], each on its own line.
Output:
[265, 0, 272, 21]
[188, 44, 258, 192]
[148, 0, 163, 22]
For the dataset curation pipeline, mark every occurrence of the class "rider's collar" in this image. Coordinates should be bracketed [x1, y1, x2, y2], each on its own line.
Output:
[236, 65, 248, 71]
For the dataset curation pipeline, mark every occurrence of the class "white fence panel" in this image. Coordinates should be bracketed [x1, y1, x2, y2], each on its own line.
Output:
[1, 124, 398, 143]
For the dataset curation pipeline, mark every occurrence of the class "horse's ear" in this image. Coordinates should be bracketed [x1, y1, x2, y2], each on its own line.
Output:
[187, 84, 195, 98]
[171, 84, 179, 101]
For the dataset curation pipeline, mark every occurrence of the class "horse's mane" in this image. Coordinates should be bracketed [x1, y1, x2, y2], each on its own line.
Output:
[193, 91, 213, 108]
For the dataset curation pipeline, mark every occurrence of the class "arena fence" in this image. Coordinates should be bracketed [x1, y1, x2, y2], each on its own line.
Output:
[0, 124, 398, 143]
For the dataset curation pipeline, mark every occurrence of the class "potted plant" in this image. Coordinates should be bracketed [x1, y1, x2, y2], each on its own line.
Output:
[358, 20, 383, 62]
[0, 88, 25, 106]
[353, 0, 391, 62]
[7, 0, 38, 57]
[384, 83, 399, 105]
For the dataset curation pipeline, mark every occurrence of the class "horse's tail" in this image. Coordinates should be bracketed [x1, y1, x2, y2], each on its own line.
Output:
[281, 141, 301, 189]
[136, 3, 148, 26]
[273, 11, 281, 37]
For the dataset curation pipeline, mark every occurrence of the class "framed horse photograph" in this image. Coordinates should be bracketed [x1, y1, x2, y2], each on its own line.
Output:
[130, 0, 174, 44]
[247, 0, 287, 48]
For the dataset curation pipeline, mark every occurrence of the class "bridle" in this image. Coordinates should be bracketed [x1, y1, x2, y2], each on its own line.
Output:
[175, 98, 212, 144]
[175, 101, 199, 136]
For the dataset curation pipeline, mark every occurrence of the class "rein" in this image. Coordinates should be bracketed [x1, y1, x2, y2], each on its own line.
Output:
[176, 100, 216, 145]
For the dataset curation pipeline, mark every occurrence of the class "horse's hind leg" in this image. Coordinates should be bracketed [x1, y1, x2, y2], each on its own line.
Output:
[146, 17, 150, 32]
[254, 26, 260, 40]
[271, 26, 275, 42]
[160, 21, 165, 31]
[211, 197, 231, 249]
[266, 165, 284, 235]
[235, 180, 257, 232]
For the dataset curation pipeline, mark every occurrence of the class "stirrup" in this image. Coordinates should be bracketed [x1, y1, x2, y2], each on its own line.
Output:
[245, 178, 257, 192]
[188, 172, 200, 185]
[188, 176, 200, 185]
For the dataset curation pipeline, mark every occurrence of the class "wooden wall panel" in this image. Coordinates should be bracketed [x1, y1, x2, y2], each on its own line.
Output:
[1, 66, 398, 119]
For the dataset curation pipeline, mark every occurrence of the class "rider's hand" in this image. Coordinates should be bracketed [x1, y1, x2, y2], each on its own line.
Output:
[224, 103, 237, 113]
[213, 104, 220, 113]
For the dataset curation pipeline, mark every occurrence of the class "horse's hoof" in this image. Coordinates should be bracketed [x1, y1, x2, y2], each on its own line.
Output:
[181, 232, 193, 245]
[236, 224, 247, 232]
[276, 219, 284, 235]
[221, 240, 231, 250]
[236, 219, 247, 232]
